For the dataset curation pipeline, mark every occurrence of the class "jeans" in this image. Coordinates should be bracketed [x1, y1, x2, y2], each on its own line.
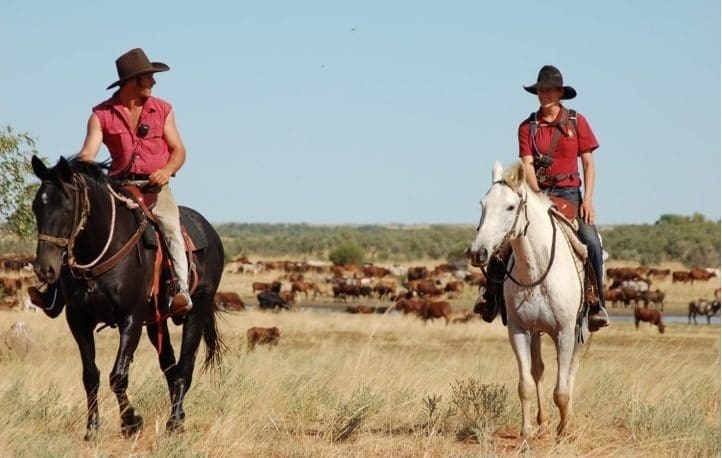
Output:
[544, 186, 606, 308]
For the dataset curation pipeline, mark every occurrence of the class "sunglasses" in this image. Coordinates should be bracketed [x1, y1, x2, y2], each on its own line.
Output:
[137, 123, 150, 138]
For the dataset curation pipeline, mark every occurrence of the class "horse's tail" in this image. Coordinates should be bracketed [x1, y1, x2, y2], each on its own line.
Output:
[202, 299, 226, 372]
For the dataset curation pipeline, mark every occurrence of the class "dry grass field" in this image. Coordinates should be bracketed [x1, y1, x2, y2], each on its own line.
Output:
[0, 258, 719, 456]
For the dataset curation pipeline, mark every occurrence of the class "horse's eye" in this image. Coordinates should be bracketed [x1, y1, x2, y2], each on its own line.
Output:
[506, 205, 514, 211]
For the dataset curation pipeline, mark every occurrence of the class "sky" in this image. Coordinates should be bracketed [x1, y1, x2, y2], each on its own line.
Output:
[2, 1, 720, 226]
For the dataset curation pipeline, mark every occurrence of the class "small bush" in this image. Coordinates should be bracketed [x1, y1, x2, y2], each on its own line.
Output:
[449, 378, 508, 441]
[329, 384, 380, 442]
[328, 242, 365, 266]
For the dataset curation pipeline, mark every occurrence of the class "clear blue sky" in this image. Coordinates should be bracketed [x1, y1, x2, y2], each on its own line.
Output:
[2, 1, 720, 225]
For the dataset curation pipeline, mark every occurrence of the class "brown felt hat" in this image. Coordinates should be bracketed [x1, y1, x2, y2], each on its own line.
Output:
[523, 65, 576, 100]
[106, 48, 169, 90]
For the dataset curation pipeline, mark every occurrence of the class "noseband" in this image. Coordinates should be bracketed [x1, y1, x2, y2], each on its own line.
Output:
[37, 175, 90, 255]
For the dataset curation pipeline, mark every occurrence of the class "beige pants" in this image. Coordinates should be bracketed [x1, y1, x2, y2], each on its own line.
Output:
[152, 185, 188, 289]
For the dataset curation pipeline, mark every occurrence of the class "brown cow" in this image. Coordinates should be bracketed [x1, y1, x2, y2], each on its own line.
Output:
[246, 326, 280, 352]
[252, 281, 282, 294]
[672, 271, 693, 284]
[395, 297, 423, 315]
[420, 300, 452, 325]
[634, 307, 665, 334]
[444, 280, 465, 298]
[641, 289, 665, 311]
[214, 291, 245, 311]
[604, 288, 625, 308]
[406, 279, 442, 297]
[690, 268, 716, 282]
[291, 281, 317, 299]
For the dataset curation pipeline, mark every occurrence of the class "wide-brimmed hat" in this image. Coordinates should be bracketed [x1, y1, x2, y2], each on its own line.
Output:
[106, 48, 169, 90]
[523, 65, 576, 100]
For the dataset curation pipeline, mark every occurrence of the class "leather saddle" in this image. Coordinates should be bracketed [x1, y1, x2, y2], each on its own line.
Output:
[122, 184, 199, 296]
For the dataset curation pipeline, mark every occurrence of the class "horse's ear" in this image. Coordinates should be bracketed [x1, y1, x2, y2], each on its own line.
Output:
[513, 161, 526, 186]
[56, 156, 73, 182]
[31, 155, 49, 180]
[492, 160, 503, 182]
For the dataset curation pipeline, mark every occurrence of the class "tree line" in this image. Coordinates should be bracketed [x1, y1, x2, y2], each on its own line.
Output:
[216, 217, 720, 268]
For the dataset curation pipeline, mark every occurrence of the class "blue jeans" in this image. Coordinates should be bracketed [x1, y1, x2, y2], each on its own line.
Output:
[544, 186, 606, 308]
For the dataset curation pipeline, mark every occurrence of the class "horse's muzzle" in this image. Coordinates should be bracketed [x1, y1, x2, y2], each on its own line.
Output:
[465, 246, 486, 268]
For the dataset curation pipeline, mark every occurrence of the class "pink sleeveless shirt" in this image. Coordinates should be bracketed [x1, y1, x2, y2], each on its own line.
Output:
[93, 95, 172, 176]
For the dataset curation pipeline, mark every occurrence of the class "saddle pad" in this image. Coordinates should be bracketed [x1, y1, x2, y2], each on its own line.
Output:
[550, 209, 588, 262]
[179, 206, 208, 251]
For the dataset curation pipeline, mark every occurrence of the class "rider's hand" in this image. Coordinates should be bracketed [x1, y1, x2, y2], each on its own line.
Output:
[579, 199, 595, 225]
[149, 168, 171, 186]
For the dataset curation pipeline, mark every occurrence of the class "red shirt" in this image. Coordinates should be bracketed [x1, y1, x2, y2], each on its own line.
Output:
[93, 95, 172, 176]
[518, 105, 599, 188]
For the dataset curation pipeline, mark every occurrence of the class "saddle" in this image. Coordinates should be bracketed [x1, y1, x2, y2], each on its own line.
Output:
[122, 185, 201, 302]
[548, 196, 587, 262]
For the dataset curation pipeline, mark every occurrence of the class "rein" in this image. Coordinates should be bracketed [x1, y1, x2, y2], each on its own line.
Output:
[37, 173, 147, 280]
[481, 180, 558, 288]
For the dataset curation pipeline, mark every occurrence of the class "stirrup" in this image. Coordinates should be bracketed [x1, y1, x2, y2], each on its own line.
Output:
[588, 306, 609, 332]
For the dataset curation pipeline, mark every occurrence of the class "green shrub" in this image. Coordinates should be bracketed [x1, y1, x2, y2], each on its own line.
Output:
[329, 242, 365, 266]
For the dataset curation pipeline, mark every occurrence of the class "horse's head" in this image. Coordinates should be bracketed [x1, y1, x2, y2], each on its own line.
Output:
[30, 155, 82, 283]
[468, 160, 527, 267]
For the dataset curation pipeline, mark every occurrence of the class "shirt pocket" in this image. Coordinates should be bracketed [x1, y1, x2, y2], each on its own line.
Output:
[104, 125, 133, 153]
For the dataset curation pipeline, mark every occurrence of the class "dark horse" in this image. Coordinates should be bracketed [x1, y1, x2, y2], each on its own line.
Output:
[30, 155, 225, 439]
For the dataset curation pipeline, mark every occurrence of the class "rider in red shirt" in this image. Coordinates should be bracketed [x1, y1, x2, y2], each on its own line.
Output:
[475, 65, 609, 332]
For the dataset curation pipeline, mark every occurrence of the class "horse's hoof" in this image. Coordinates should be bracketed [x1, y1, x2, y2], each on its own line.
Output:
[84, 429, 100, 442]
[166, 418, 185, 433]
[121, 415, 144, 437]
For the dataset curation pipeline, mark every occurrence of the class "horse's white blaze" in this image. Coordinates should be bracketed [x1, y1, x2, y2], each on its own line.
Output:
[469, 160, 587, 440]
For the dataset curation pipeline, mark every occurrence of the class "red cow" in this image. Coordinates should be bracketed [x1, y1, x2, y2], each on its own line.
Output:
[420, 300, 452, 325]
[214, 291, 245, 311]
[634, 307, 665, 334]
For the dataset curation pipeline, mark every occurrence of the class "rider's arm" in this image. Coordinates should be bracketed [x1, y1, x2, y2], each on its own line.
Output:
[579, 151, 596, 224]
[149, 110, 186, 186]
[77, 113, 103, 162]
[521, 156, 541, 192]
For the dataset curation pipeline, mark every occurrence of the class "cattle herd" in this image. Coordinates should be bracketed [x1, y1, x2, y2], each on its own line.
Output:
[217, 257, 721, 336]
[0, 253, 719, 339]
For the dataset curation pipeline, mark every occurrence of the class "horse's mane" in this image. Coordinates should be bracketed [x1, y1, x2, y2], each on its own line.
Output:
[501, 161, 553, 210]
[63, 157, 111, 183]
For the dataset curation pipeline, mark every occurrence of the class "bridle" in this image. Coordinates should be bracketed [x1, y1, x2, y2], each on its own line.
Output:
[481, 180, 558, 288]
[37, 173, 148, 280]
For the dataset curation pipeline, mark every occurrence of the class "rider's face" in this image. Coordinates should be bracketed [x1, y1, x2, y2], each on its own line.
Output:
[537, 87, 563, 108]
[134, 74, 156, 97]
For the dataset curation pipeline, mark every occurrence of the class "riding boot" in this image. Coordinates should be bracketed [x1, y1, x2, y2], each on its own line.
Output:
[28, 284, 65, 318]
[473, 244, 511, 323]
[584, 261, 609, 332]
[171, 280, 193, 316]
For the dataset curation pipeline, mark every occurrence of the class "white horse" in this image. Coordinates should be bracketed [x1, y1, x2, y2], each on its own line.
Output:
[468, 160, 589, 440]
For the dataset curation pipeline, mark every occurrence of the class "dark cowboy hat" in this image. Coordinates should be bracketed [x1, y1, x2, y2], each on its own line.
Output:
[106, 48, 170, 90]
[523, 65, 576, 100]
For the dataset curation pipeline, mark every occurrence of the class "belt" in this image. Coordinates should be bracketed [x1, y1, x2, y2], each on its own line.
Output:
[122, 173, 151, 181]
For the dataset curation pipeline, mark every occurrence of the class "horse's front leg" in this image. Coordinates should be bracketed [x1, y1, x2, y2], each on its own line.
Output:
[530, 331, 548, 435]
[67, 313, 101, 440]
[110, 316, 144, 437]
[552, 328, 577, 437]
[509, 327, 535, 440]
